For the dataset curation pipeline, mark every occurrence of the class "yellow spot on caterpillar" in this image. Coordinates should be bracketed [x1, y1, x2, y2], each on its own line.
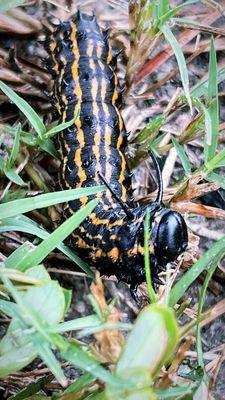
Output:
[87, 39, 94, 57]
[107, 247, 120, 261]
[96, 43, 103, 59]
[110, 234, 118, 241]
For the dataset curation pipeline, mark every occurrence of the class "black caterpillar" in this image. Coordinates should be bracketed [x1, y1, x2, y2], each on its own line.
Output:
[45, 10, 188, 298]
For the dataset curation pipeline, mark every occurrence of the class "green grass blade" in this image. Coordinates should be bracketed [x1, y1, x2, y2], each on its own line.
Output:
[134, 115, 165, 144]
[4, 168, 27, 186]
[0, 186, 104, 219]
[161, 25, 192, 113]
[144, 209, 157, 303]
[7, 374, 54, 400]
[169, 236, 225, 307]
[196, 260, 218, 371]
[206, 172, 225, 190]
[204, 37, 219, 162]
[4, 242, 34, 269]
[0, 215, 94, 277]
[62, 342, 128, 388]
[14, 198, 98, 271]
[205, 148, 225, 171]
[157, 0, 198, 28]
[0, 300, 20, 319]
[44, 110, 80, 139]
[172, 137, 192, 176]
[32, 334, 67, 387]
[191, 65, 225, 98]
[63, 373, 94, 395]
[0, 0, 25, 12]
[49, 315, 101, 333]
[39, 138, 59, 159]
[7, 123, 21, 169]
[0, 81, 46, 138]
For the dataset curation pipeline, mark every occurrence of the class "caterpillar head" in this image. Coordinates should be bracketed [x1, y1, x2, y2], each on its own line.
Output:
[150, 207, 188, 266]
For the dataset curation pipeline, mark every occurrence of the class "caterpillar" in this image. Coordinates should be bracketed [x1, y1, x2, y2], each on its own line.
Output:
[45, 10, 188, 298]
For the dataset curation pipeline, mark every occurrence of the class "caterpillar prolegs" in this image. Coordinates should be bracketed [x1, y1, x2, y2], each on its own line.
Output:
[45, 10, 188, 296]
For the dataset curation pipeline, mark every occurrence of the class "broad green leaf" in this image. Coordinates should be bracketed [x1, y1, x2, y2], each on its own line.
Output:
[204, 37, 219, 162]
[14, 198, 98, 271]
[0, 266, 65, 377]
[172, 137, 192, 175]
[115, 304, 179, 380]
[0, 186, 104, 218]
[7, 123, 21, 169]
[0, 337, 36, 377]
[161, 25, 192, 113]
[0, 215, 94, 277]
[169, 236, 225, 306]
[0, 81, 46, 138]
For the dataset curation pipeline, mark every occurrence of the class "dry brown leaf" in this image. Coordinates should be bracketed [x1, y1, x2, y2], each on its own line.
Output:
[90, 274, 125, 364]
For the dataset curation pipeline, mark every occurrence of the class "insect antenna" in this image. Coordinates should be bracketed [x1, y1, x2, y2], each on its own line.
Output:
[98, 173, 133, 218]
[148, 150, 163, 207]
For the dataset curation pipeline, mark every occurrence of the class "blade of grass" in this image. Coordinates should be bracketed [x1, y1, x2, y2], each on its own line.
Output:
[7, 374, 54, 400]
[191, 65, 225, 98]
[0, 81, 45, 138]
[4, 169, 27, 186]
[0, 186, 104, 219]
[206, 172, 225, 190]
[48, 315, 101, 333]
[196, 260, 218, 371]
[0, 215, 94, 277]
[172, 137, 192, 176]
[32, 333, 67, 387]
[204, 36, 219, 162]
[43, 110, 80, 139]
[62, 342, 129, 389]
[6, 123, 21, 169]
[38, 138, 59, 159]
[0, 0, 25, 12]
[144, 209, 157, 303]
[14, 198, 98, 271]
[161, 24, 192, 113]
[169, 236, 225, 306]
